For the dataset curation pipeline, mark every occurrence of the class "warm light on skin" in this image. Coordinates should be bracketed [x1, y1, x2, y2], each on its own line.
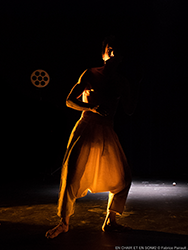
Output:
[102, 45, 114, 62]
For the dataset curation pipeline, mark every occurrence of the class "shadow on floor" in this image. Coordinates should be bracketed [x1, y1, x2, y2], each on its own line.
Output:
[1, 221, 188, 250]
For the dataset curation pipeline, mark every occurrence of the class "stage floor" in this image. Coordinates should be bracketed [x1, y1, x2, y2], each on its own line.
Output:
[0, 179, 188, 249]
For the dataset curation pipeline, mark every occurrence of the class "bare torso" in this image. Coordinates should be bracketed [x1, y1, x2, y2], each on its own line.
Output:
[82, 66, 123, 119]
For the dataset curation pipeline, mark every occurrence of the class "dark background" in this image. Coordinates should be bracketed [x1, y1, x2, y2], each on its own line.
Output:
[2, 0, 187, 183]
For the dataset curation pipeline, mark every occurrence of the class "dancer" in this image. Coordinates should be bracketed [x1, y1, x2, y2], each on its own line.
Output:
[46, 36, 140, 238]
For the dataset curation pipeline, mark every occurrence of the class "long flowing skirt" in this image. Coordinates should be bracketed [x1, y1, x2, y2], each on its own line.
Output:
[57, 111, 131, 216]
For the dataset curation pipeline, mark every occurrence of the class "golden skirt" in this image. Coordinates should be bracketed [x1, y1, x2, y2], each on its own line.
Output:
[57, 111, 130, 216]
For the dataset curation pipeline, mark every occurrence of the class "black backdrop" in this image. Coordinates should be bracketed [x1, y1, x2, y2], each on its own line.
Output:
[2, 0, 187, 183]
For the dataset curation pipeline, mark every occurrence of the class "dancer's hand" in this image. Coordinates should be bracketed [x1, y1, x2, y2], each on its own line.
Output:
[92, 105, 109, 116]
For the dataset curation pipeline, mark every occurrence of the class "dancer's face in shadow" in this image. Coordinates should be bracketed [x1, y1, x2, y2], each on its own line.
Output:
[102, 44, 114, 61]
[102, 44, 123, 65]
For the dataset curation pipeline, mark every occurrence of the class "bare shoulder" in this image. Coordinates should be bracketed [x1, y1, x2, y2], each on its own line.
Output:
[78, 69, 91, 83]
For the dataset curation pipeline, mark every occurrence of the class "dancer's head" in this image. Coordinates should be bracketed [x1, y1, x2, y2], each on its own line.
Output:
[102, 35, 124, 63]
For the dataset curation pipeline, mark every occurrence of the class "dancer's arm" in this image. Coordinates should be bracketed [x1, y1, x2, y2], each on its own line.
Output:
[66, 70, 99, 113]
